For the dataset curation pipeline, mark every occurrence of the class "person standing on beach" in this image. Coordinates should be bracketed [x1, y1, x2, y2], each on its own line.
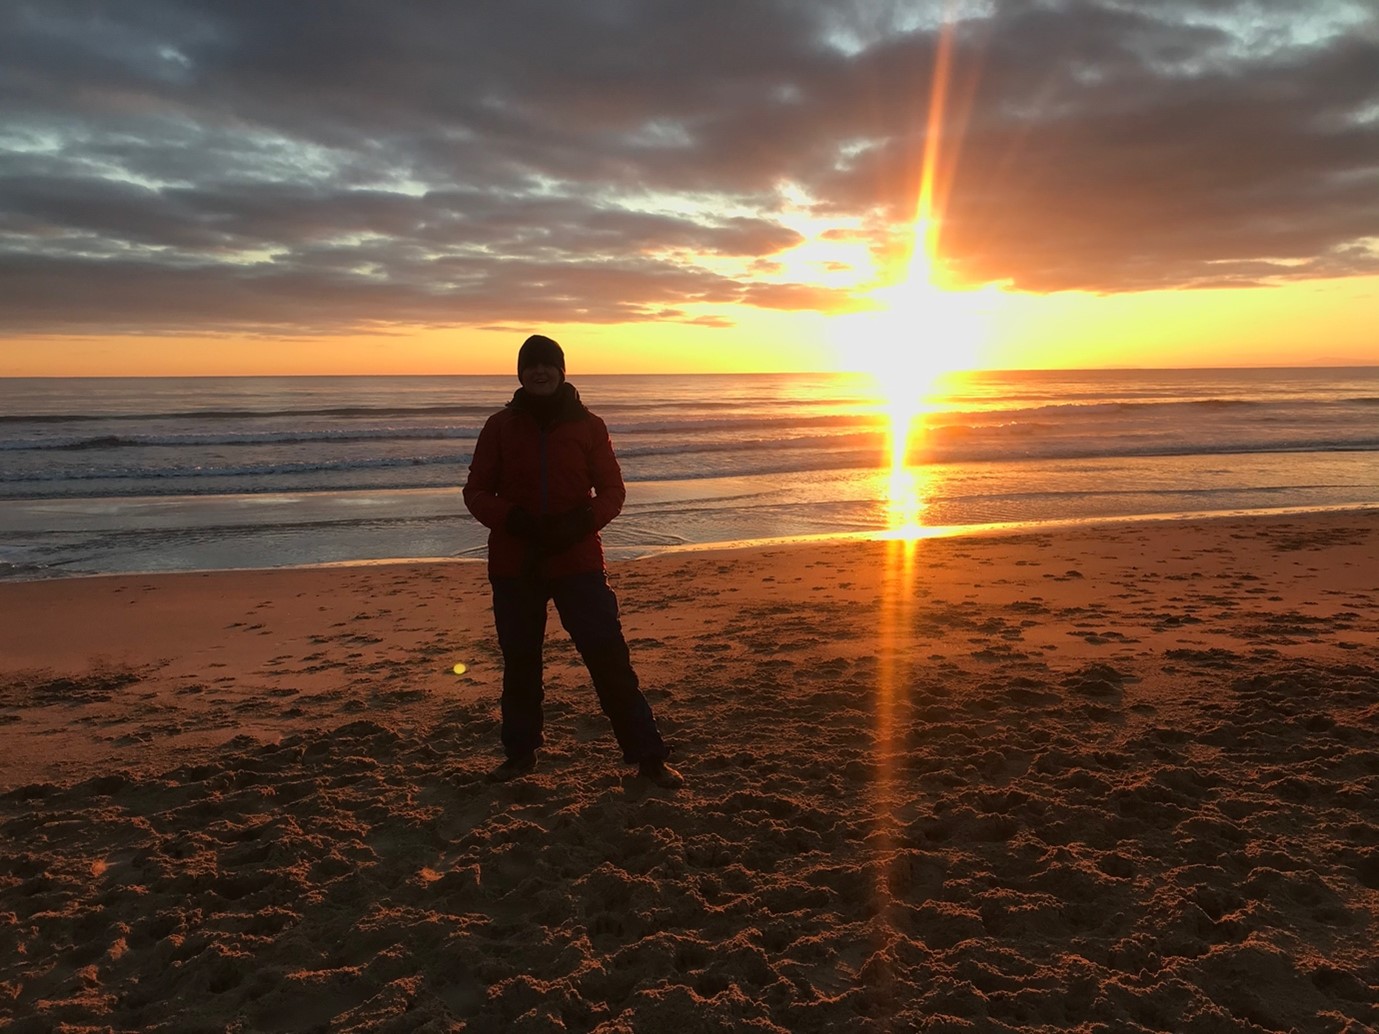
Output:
[463, 334, 682, 787]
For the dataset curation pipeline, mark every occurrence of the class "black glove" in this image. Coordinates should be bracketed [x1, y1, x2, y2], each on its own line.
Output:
[504, 507, 541, 541]
[539, 505, 595, 555]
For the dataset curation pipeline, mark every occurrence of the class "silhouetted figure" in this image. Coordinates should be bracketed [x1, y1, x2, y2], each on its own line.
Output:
[463, 335, 682, 787]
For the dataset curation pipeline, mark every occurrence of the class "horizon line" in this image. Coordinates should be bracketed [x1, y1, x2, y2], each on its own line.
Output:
[2, 362, 1378, 380]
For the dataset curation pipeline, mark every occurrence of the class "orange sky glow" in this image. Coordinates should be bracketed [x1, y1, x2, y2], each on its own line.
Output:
[5, 272, 1374, 378]
[2, 3, 1376, 378]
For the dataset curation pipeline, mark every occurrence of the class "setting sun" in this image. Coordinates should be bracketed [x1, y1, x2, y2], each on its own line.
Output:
[845, 10, 993, 537]
[851, 271, 989, 536]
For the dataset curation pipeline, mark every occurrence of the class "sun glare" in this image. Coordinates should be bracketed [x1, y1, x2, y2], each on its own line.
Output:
[842, 6, 998, 538]
[860, 1, 981, 933]
[856, 219, 997, 540]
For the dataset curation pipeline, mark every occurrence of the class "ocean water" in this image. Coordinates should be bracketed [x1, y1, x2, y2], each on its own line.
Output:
[1, 368, 1376, 579]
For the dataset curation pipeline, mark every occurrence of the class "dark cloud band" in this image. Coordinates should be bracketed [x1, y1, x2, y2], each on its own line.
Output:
[1, 0, 1375, 335]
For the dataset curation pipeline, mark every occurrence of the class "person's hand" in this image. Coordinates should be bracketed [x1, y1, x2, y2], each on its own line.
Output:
[539, 505, 595, 555]
[504, 507, 541, 540]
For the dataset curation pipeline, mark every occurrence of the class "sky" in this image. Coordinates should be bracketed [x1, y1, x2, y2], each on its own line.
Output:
[1, 0, 1377, 376]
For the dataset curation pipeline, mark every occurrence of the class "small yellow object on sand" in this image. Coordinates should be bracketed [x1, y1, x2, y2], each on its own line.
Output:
[452, 662, 468, 676]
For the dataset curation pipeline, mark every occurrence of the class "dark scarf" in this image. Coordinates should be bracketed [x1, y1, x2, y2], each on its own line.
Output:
[508, 381, 587, 429]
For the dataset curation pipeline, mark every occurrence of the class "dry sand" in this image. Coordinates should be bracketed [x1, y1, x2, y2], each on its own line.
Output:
[1, 511, 1377, 1032]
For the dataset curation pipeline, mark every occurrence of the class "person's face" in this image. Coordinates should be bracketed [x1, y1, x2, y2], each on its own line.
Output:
[520, 362, 561, 396]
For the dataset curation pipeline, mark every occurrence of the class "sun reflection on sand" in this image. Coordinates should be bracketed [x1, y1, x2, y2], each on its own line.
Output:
[870, 398, 928, 935]
[873, 531, 918, 927]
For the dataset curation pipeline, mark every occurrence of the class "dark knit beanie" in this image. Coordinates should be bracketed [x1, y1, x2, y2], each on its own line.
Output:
[517, 334, 565, 379]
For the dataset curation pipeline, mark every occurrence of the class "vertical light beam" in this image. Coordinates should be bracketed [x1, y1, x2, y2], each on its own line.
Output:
[872, 3, 967, 951]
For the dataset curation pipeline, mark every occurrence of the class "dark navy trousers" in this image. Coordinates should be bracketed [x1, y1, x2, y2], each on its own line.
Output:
[490, 571, 669, 764]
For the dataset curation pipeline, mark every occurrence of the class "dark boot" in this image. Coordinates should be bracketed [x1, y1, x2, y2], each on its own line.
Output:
[638, 758, 684, 788]
[486, 752, 537, 782]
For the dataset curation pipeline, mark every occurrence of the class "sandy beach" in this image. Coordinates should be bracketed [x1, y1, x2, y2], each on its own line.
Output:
[2, 510, 1377, 1032]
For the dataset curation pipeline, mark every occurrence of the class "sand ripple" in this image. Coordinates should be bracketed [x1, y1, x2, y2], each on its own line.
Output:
[3, 658, 1378, 1031]
[3, 516, 1379, 1030]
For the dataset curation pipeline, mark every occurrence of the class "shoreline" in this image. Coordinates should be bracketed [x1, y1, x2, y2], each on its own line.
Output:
[1, 505, 1375, 784]
[5, 499, 1378, 584]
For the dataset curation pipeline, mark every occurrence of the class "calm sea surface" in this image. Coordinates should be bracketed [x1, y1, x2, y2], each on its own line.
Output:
[1, 368, 1376, 579]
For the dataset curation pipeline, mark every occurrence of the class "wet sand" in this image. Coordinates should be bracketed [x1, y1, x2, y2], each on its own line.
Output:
[2, 511, 1377, 1031]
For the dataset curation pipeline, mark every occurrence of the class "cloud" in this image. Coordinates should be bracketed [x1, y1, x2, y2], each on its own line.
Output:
[1, 0, 1375, 335]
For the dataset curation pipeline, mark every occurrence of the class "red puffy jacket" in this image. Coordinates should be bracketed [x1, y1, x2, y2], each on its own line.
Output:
[463, 384, 626, 578]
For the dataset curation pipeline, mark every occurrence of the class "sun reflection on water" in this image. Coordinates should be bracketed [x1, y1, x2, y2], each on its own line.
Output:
[883, 441, 928, 538]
